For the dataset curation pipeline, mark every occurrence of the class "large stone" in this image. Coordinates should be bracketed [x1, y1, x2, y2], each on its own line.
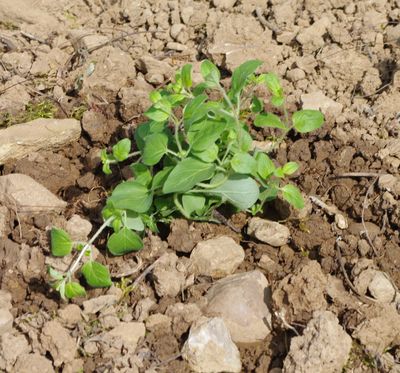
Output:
[283, 311, 352, 373]
[0, 118, 81, 165]
[182, 317, 241, 373]
[0, 174, 66, 214]
[247, 217, 290, 247]
[205, 271, 272, 343]
[190, 236, 244, 278]
[13, 353, 54, 373]
[354, 269, 396, 304]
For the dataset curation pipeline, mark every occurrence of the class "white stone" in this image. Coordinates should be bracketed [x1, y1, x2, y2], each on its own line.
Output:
[0, 174, 66, 214]
[301, 90, 343, 117]
[283, 311, 352, 373]
[182, 317, 241, 373]
[205, 271, 272, 343]
[247, 217, 290, 247]
[65, 214, 92, 242]
[190, 236, 244, 278]
[0, 118, 81, 165]
[368, 271, 396, 303]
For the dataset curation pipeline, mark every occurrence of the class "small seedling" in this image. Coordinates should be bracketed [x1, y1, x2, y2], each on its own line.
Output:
[49, 59, 324, 299]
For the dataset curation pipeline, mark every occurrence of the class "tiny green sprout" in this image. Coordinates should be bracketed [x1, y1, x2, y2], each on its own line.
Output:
[50, 60, 324, 299]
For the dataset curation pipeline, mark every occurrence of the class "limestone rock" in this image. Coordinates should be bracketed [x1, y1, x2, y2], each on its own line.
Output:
[0, 76, 31, 115]
[354, 269, 396, 303]
[205, 271, 272, 343]
[283, 311, 352, 373]
[153, 253, 186, 297]
[247, 217, 290, 247]
[182, 317, 241, 373]
[0, 290, 12, 310]
[0, 174, 66, 214]
[190, 236, 244, 278]
[0, 205, 10, 237]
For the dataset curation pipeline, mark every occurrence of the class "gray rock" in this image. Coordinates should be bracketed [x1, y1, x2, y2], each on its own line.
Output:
[65, 214, 92, 242]
[182, 317, 241, 373]
[0, 309, 13, 335]
[205, 271, 272, 343]
[13, 353, 54, 373]
[83, 294, 119, 314]
[247, 217, 290, 247]
[0, 118, 81, 165]
[283, 311, 352, 373]
[41, 320, 77, 367]
[153, 253, 186, 297]
[354, 269, 396, 303]
[190, 236, 244, 278]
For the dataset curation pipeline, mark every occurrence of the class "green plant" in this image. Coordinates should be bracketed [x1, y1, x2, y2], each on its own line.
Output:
[49, 59, 324, 299]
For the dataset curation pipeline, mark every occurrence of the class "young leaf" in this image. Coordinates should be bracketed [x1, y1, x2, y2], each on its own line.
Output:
[182, 194, 206, 216]
[152, 166, 173, 190]
[271, 95, 285, 107]
[183, 94, 208, 127]
[281, 184, 304, 209]
[251, 96, 264, 113]
[107, 227, 143, 256]
[65, 282, 86, 299]
[191, 144, 219, 162]
[207, 174, 259, 210]
[254, 113, 287, 130]
[264, 72, 283, 97]
[292, 110, 324, 133]
[230, 152, 257, 174]
[142, 133, 169, 166]
[51, 228, 73, 257]
[163, 157, 216, 194]
[181, 64, 193, 89]
[48, 267, 64, 281]
[282, 161, 299, 175]
[130, 164, 152, 186]
[149, 90, 161, 103]
[123, 211, 145, 231]
[108, 180, 153, 213]
[144, 106, 170, 122]
[81, 261, 112, 288]
[200, 60, 220, 86]
[187, 119, 226, 151]
[256, 153, 276, 179]
[112, 139, 131, 162]
[230, 60, 262, 96]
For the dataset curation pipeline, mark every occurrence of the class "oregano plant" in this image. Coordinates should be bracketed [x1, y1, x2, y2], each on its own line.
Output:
[49, 59, 324, 299]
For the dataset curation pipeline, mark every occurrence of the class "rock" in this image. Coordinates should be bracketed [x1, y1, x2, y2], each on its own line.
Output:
[0, 174, 66, 214]
[182, 317, 241, 373]
[166, 42, 188, 51]
[378, 174, 398, 192]
[58, 304, 82, 327]
[145, 313, 172, 332]
[69, 30, 109, 52]
[152, 253, 186, 297]
[301, 91, 343, 117]
[296, 17, 331, 53]
[136, 56, 173, 84]
[13, 353, 54, 373]
[105, 322, 145, 352]
[81, 110, 117, 144]
[16, 244, 44, 282]
[166, 302, 203, 336]
[0, 118, 81, 165]
[167, 219, 202, 253]
[62, 358, 84, 373]
[134, 297, 156, 322]
[0, 290, 12, 310]
[247, 217, 290, 247]
[190, 236, 244, 278]
[0, 309, 13, 335]
[83, 294, 119, 314]
[1, 52, 32, 75]
[0, 332, 30, 371]
[283, 311, 352, 373]
[354, 269, 396, 303]
[348, 221, 380, 240]
[273, 261, 328, 322]
[205, 270, 272, 343]
[0, 76, 31, 115]
[41, 320, 77, 367]
[65, 214, 92, 242]
[286, 68, 306, 82]
[213, 0, 237, 9]
[0, 205, 10, 237]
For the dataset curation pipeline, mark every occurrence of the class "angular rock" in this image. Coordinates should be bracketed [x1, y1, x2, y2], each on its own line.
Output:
[81, 110, 117, 144]
[0, 332, 30, 371]
[354, 269, 396, 304]
[0, 290, 12, 310]
[205, 271, 272, 343]
[105, 322, 145, 352]
[136, 55, 173, 84]
[13, 353, 54, 373]
[301, 91, 343, 117]
[182, 317, 241, 373]
[0, 118, 81, 165]
[153, 253, 186, 297]
[190, 236, 244, 278]
[0, 309, 13, 335]
[0, 174, 66, 214]
[145, 313, 172, 332]
[283, 311, 352, 373]
[65, 214, 92, 242]
[41, 320, 77, 367]
[83, 294, 119, 314]
[247, 217, 290, 247]
[69, 29, 109, 52]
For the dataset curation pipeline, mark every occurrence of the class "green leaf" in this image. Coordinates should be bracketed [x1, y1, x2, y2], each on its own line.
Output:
[251, 96, 264, 113]
[292, 110, 324, 133]
[149, 90, 161, 103]
[123, 211, 145, 231]
[112, 139, 131, 161]
[107, 227, 143, 256]
[238, 127, 253, 152]
[207, 174, 259, 210]
[142, 133, 169, 166]
[281, 184, 304, 209]
[81, 261, 112, 288]
[230, 60, 262, 95]
[183, 94, 208, 127]
[182, 194, 206, 216]
[187, 119, 226, 151]
[130, 164, 152, 186]
[163, 157, 216, 194]
[181, 64, 193, 89]
[271, 95, 285, 107]
[108, 180, 152, 213]
[256, 153, 276, 179]
[152, 166, 173, 190]
[254, 113, 287, 130]
[282, 161, 299, 175]
[134, 121, 166, 151]
[144, 106, 170, 122]
[48, 267, 63, 281]
[200, 60, 220, 86]
[264, 72, 283, 97]
[191, 144, 219, 162]
[51, 228, 73, 257]
[230, 152, 257, 174]
[259, 180, 280, 202]
[65, 282, 86, 299]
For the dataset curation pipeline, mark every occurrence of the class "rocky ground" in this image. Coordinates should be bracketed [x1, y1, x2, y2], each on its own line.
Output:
[1, 0, 400, 372]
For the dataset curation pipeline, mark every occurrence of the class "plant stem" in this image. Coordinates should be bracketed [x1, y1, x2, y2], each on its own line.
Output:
[109, 151, 141, 164]
[171, 114, 184, 154]
[67, 216, 115, 277]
